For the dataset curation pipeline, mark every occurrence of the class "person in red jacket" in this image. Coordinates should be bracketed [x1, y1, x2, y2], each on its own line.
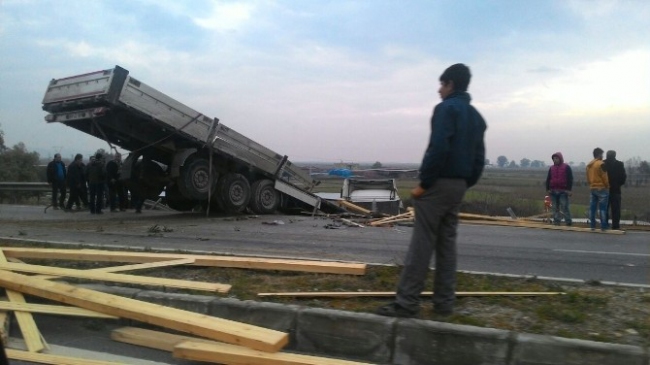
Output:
[545, 152, 573, 226]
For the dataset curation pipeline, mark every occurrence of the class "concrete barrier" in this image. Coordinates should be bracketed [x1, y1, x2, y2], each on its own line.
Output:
[83, 285, 649, 365]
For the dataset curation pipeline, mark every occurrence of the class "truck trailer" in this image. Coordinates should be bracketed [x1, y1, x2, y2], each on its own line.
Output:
[42, 65, 331, 214]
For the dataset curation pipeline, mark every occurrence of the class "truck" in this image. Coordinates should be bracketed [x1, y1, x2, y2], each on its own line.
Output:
[41, 65, 334, 214]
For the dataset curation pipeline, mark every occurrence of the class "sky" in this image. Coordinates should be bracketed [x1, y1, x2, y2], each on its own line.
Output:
[1, 0, 649, 166]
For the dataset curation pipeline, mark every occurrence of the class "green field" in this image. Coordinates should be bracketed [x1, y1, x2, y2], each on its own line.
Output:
[316, 168, 650, 222]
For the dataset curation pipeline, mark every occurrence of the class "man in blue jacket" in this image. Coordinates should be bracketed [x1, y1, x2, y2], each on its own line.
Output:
[46, 153, 67, 209]
[377, 63, 487, 318]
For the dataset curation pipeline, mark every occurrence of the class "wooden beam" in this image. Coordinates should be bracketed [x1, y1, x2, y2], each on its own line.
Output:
[0, 301, 117, 319]
[461, 219, 626, 234]
[174, 340, 375, 365]
[0, 271, 289, 353]
[6, 348, 128, 365]
[32, 258, 195, 280]
[0, 251, 46, 353]
[257, 291, 566, 298]
[0, 247, 367, 275]
[368, 211, 414, 226]
[0, 262, 231, 293]
[337, 200, 372, 215]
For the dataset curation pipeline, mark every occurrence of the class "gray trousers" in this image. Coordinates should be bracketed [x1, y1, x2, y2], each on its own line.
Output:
[396, 178, 467, 312]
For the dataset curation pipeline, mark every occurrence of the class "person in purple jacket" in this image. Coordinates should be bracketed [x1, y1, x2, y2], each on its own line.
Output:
[545, 152, 573, 226]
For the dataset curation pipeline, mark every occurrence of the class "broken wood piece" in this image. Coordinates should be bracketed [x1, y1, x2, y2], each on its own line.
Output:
[461, 219, 626, 234]
[0, 261, 231, 293]
[458, 213, 517, 222]
[32, 258, 196, 281]
[0, 301, 117, 319]
[0, 251, 46, 353]
[174, 340, 375, 365]
[339, 218, 364, 228]
[5, 348, 129, 365]
[0, 271, 289, 353]
[368, 210, 414, 226]
[369, 217, 415, 226]
[337, 200, 372, 215]
[257, 291, 566, 298]
[0, 247, 367, 275]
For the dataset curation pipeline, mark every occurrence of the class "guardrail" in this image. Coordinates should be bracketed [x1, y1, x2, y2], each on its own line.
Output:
[0, 182, 50, 204]
[0, 182, 50, 192]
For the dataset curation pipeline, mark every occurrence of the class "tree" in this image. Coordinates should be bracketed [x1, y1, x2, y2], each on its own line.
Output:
[484, 158, 490, 166]
[0, 142, 40, 182]
[0, 124, 6, 153]
[371, 161, 382, 169]
[530, 160, 545, 168]
[497, 155, 508, 168]
[520, 158, 530, 168]
[639, 161, 650, 174]
[508, 160, 517, 168]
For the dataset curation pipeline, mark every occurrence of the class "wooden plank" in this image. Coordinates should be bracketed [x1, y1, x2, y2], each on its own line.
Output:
[6, 348, 128, 365]
[0, 302, 117, 319]
[368, 211, 414, 226]
[0, 262, 231, 293]
[0, 247, 367, 275]
[0, 271, 289, 353]
[339, 218, 364, 228]
[32, 258, 196, 280]
[461, 219, 626, 234]
[0, 251, 46, 353]
[174, 340, 375, 365]
[337, 200, 372, 215]
[258, 291, 565, 298]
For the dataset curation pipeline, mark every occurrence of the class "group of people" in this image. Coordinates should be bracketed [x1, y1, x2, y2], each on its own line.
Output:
[544, 148, 627, 231]
[46, 152, 137, 214]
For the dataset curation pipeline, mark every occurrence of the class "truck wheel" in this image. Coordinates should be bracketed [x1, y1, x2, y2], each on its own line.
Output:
[216, 173, 251, 213]
[124, 159, 166, 200]
[248, 179, 280, 214]
[178, 157, 218, 201]
[165, 184, 198, 211]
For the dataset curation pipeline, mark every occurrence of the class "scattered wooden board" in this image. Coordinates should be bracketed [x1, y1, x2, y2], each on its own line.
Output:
[0, 271, 289, 353]
[32, 258, 196, 281]
[6, 348, 128, 365]
[461, 219, 626, 234]
[0, 247, 366, 275]
[113, 327, 373, 365]
[0, 251, 46, 353]
[337, 200, 372, 215]
[0, 261, 231, 293]
[0, 302, 117, 319]
[258, 291, 565, 298]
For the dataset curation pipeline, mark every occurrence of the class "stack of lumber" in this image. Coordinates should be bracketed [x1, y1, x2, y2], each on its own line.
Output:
[0, 246, 370, 365]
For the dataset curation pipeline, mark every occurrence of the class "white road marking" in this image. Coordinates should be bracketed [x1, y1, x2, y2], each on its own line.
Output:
[553, 249, 650, 257]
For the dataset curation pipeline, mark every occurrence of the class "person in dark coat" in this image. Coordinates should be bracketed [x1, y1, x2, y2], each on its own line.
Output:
[87, 152, 107, 214]
[106, 152, 127, 211]
[64, 154, 84, 212]
[46, 153, 66, 209]
[376, 63, 487, 318]
[604, 150, 627, 230]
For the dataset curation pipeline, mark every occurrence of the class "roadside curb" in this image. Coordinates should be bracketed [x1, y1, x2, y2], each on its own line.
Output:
[82, 284, 650, 365]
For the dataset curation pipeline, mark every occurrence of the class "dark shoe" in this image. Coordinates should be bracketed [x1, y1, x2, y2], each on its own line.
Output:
[96, 211, 103, 215]
[375, 303, 418, 318]
[566, 222, 572, 226]
[433, 305, 454, 316]
[63, 208, 71, 213]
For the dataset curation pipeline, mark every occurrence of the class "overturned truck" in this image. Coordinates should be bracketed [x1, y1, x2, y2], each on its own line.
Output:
[42, 65, 330, 213]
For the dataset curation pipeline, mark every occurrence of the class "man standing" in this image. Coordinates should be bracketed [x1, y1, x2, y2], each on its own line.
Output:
[376, 63, 487, 318]
[545, 152, 573, 226]
[586, 148, 610, 230]
[604, 150, 627, 230]
[87, 152, 107, 214]
[106, 152, 127, 212]
[46, 153, 66, 210]
[64, 154, 84, 212]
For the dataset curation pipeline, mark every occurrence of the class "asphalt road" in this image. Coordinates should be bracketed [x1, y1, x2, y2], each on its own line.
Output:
[0, 204, 648, 286]
[1, 204, 649, 364]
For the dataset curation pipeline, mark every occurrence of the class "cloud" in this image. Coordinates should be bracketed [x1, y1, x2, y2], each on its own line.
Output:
[192, 1, 256, 32]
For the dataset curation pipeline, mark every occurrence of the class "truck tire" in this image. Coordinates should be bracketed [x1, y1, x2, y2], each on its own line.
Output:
[178, 157, 218, 201]
[216, 173, 251, 213]
[124, 159, 166, 200]
[248, 179, 280, 214]
[165, 184, 198, 211]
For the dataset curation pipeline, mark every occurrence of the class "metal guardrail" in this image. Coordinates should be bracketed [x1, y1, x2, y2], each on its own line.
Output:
[0, 182, 50, 193]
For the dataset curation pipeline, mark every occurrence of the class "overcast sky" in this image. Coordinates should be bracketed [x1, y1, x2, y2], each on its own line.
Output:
[1, 0, 649, 165]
